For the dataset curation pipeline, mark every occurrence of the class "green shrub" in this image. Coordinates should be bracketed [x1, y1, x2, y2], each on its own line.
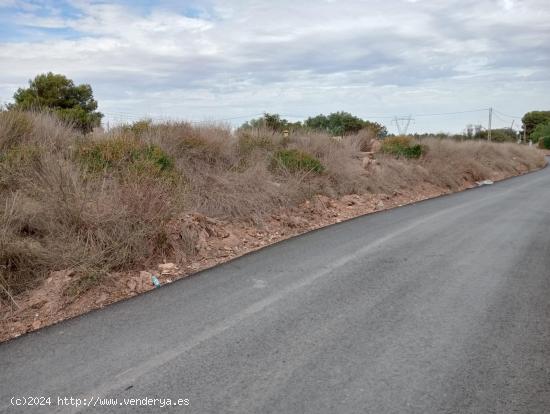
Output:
[539, 135, 550, 149]
[531, 122, 550, 144]
[522, 111, 550, 137]
[76, 137, 174, 177]
[272, 149, 324, 173]
[381, 136, 425, 159]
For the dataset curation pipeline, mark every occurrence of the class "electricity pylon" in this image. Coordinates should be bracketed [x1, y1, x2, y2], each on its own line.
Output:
[392, 115, 414, 135]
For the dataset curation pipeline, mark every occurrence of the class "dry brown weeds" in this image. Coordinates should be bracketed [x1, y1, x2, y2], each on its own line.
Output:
[0, 111, 546, 306]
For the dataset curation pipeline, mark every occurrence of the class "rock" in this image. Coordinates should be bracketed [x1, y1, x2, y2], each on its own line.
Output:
[127, 279, 137, 292]
[158, 263, 179, 275]
[95, 292, 108, 305]
[32, 320, 41, 330]
[139, 270, 152, 279]
[139, 271, 153, 290]
[370, 139, 382, 153]
[362, 157, 373, 169]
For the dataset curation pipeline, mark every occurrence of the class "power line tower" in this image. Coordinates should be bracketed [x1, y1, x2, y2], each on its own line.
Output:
[392, 115, 414, 135]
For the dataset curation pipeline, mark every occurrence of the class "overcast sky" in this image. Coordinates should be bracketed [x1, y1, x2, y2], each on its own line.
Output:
[0, 0, 549, 133]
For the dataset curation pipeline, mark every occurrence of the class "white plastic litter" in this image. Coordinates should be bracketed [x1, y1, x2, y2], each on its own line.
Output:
[476, 180, 494, 186]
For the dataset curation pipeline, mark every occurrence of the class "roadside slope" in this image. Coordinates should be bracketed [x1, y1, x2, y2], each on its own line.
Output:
[2, 164, 550, 413]
[0, 111, 546, 340]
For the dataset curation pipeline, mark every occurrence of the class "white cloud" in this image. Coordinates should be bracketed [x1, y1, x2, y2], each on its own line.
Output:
[0, 0, 549, 133]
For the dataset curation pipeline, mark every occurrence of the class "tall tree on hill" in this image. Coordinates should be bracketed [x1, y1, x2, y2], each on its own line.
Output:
[9, 72, 103, 133]
[240, 113, 302, 133]
[305, 111, 387, 137]
[522, 111, 550, 137]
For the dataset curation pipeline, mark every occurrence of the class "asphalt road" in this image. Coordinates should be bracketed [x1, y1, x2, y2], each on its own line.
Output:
[2, 165, 550, 414]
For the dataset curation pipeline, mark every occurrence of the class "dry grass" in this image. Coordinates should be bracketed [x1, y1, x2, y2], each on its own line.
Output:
[0, 111, 546, 302]
[365, 138, 545, 193]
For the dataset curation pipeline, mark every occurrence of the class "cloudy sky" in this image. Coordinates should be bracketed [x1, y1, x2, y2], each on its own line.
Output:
[0, 0, 549, 133]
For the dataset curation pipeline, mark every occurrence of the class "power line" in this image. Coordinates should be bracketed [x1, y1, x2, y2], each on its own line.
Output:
[102, 111, 265, 124]
[493, 112, 513, 125]
[493, 109, 523, 119]
[101, 107, 524, 134]
[414, 108, 489, 117]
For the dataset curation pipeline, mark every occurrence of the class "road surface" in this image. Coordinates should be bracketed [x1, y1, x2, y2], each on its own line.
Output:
[2, 165, 550, 413]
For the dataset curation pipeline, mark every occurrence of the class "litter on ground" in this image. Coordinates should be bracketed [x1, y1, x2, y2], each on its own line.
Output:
[476, 180, 494, 186]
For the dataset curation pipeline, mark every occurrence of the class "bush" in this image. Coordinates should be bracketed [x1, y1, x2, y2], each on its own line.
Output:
[539, 135, 550, 149]
[272, 149, 324, 173]
[0, 111, 34, 150]
[531, 122, 550, 145]
[121, 119, 152, 136]
[304, 111, 387, 137]
[0, 110, 77, 153]
[0, 144, 41, 167]
[237, 132, 274, 156]
[381, 136, 425, 159]
[0, 112, 546, 308]
[522, 111, 550, 137]
[76, 137, 174, 177]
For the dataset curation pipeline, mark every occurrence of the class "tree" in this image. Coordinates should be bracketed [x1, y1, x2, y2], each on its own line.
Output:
[530, 122, 550, 144]
[9, 72, 103, 133]
[522, 111, 550, 137]
[473, 128, 516, 142]
[240, 113, 302, 133]
[304, 111, 387, 137]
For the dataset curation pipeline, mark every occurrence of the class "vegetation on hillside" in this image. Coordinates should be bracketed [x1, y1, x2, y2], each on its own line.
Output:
[0, 74, 547, 304]
[381, 136, 425, 158]
[0, 110, 545, 303]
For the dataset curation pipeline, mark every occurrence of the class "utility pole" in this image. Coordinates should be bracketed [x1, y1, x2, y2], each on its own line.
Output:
[488, 107, 493, 141]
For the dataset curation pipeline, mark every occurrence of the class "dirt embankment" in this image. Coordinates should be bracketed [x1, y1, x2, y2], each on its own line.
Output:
[0, 111, 546, 342]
